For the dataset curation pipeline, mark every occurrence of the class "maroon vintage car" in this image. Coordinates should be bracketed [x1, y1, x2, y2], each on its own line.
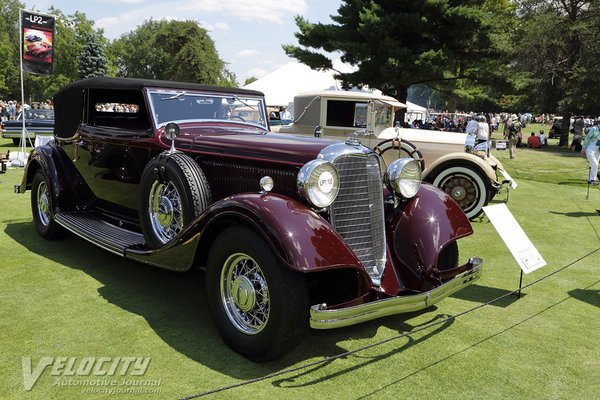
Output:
[17, 77, 482, 361]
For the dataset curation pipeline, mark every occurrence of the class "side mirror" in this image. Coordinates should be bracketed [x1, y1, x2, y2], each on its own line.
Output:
[164, 122, 180, 140]
[164, 122, 180, 154]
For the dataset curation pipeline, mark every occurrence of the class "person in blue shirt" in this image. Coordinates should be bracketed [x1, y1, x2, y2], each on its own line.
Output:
[582, 118, 600, 185]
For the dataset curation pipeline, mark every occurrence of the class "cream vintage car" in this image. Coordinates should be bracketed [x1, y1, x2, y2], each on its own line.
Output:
[272, 91, 514, 219]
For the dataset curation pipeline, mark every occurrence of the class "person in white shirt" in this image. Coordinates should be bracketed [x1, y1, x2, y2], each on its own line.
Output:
[477, 115, 490, 143]
[539, 130, 547, 146]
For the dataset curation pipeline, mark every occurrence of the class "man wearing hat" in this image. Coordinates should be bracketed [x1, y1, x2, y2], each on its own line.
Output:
[505, 114, 522, 159]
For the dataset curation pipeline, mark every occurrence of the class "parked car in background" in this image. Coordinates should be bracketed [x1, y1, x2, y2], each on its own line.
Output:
[272, 91, 513, 219]
[17, 77, 483, 360]
[1, 108, 54, 145]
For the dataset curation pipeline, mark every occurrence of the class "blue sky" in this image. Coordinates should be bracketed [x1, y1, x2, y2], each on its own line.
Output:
[24, 0, 342, 83]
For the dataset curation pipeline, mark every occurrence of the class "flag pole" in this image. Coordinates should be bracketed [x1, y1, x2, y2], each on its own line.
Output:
[19, 9, 27, 166]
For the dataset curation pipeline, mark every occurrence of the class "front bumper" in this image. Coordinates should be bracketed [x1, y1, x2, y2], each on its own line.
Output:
[310, 257, 483, 329]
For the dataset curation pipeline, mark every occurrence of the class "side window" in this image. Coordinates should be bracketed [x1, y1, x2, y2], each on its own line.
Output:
[88, 89, 151, 133]
[325, 100, 368, 128]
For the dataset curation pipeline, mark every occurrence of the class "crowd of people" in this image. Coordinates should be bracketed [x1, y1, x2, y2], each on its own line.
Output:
[0, 99, 53, 121]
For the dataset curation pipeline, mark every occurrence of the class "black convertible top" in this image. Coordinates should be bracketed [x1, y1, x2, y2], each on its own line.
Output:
[53, 76, 265, 137]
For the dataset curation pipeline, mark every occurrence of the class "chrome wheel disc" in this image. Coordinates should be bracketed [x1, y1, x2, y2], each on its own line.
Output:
[148, 180, 183, 244]
[220, 253, 270, 335]
[36, 180, 51, 226]
[441, 175, 479, 210]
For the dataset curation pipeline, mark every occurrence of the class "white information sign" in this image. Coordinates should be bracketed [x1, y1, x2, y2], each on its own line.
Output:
[483, 203, 546, 274]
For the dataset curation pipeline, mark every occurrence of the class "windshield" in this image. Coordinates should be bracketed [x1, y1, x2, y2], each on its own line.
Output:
[148, 90, 267, 129]
[373, 105, 393, 128]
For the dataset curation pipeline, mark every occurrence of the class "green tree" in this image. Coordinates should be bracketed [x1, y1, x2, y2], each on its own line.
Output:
[512, 0, 600, 146]
[112, 19, 237, 86]
[284, 0, 511, 116]
[77, 31, 107, 79]
[244, 76, 258, 86]
[0, 0, 24, 99]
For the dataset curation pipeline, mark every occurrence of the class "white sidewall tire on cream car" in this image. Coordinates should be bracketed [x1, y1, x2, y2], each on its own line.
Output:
[206, 226, 309, 362]
[431, 165, 489, 219]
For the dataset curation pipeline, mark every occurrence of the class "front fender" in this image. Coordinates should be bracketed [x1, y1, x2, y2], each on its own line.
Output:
[199, 193, 364, 272]
[391, 183, 473, 288]
[487, 154, 505, 171]
[127, 193, 368, 279]
[423, 152, 498, 183]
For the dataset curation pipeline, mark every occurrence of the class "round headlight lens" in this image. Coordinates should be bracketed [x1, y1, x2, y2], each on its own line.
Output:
[297, 160, 340, 208]
[385, 158, 421, 198]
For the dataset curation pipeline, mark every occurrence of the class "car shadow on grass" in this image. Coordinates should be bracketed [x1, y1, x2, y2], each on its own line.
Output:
[568, 287, 600, 308]
[450, 283, 521, 307]
[549, 210, 598, 218]
[5, 221, 456, 382]
[269, 312, 456, 389]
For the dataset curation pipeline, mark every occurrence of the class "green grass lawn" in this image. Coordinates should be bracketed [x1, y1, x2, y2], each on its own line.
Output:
[1, 133, 599, 400]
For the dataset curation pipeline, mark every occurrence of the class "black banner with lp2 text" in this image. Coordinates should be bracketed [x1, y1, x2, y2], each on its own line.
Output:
[21, 10, 55, 75]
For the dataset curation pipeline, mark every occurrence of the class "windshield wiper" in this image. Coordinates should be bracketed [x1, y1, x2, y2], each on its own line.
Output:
[232, 95, 256, 110]
[162, 91, 187, 101]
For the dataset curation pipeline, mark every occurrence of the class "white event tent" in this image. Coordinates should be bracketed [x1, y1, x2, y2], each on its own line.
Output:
[242, 60, 427, 118]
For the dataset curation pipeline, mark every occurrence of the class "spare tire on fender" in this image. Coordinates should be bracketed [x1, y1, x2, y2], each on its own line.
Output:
[139, 152, 212, 249]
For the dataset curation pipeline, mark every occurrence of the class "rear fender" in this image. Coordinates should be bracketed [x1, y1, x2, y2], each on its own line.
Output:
[19, 143, 89, 212]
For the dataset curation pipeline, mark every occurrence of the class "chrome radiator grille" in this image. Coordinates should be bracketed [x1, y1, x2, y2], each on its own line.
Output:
[331, 153, 386, 285]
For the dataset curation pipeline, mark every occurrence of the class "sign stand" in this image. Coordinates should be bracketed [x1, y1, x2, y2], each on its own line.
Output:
[483, 204, 547, 299]
[514, 270, 524, 298]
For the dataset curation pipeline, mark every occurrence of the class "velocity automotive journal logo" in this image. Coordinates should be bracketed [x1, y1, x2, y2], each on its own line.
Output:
[21, 356, 158, 392]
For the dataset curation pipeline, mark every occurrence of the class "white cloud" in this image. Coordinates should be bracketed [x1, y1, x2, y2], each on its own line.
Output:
[236, 49, 260, 57]
[105, 0, 146, 4]
[246, 67, 269, 79]
[199, 21, 230, 32]
[180, 0, 307, 24]
[214, 22, 230, 30]
[97, 17, 119, 29]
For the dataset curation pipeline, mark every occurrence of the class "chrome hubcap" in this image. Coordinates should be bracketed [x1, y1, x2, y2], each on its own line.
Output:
[221, 253, 269, 335]
[441, 175, 478, 209]
[149, 181, 183, 244]
[36, 181, 50, 226]
[451, 185, 466, 201]
[231, 276, 256, 312]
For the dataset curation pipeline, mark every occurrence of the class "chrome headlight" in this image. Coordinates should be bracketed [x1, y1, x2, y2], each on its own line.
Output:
[297, 159, 340, 208]
[385, 158, 421, 198]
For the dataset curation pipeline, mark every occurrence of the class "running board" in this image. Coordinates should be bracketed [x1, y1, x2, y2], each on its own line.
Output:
[55, 211, 145, 256]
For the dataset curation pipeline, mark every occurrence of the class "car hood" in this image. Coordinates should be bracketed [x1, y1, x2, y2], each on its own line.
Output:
[185, 125, 341, 166]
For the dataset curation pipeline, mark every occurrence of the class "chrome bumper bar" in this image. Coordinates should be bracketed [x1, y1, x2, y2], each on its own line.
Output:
[309, 257, 483, 329]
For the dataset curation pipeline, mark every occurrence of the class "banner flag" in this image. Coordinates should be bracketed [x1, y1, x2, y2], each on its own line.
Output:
[21, 10, 55, 75]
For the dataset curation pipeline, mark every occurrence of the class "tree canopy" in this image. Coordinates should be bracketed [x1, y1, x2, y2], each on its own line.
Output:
[0, 6, 235, 101]
[111, 19, 236, 86]
[284, 0, 513, 112]
[77, 31, 107, 80]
